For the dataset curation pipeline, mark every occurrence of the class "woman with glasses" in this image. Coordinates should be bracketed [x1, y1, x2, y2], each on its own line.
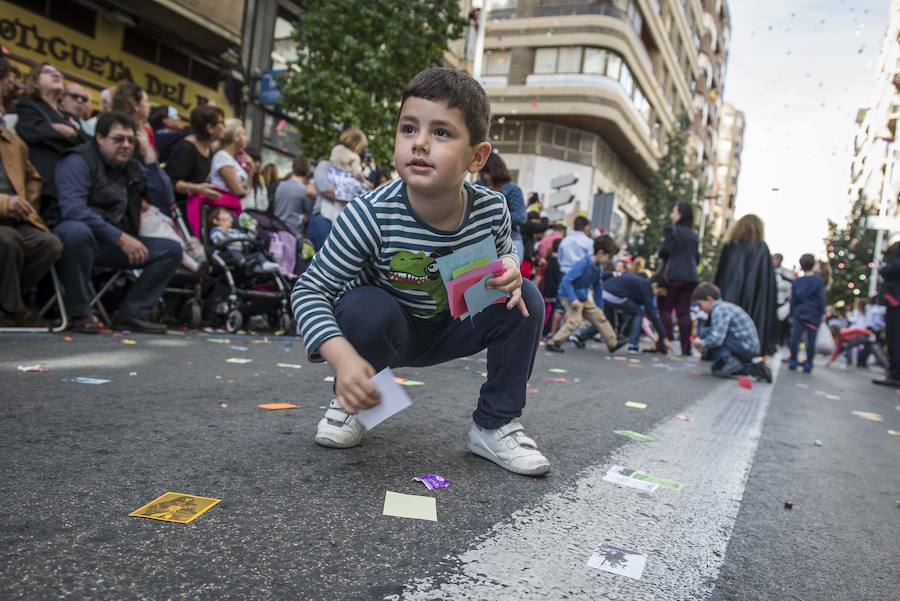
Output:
[15, 62, 89, 225]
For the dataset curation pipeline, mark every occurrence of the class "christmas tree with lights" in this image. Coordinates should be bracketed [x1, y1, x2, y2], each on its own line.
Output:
[824, 191, 878, 310]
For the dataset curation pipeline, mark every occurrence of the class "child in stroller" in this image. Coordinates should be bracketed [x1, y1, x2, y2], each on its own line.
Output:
[204, 206, 294, 333]
[207, 207, 280, 275]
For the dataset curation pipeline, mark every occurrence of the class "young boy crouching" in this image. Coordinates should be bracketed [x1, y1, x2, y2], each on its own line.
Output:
[290, 68, 549, 476]
[691, 282, 773, 383]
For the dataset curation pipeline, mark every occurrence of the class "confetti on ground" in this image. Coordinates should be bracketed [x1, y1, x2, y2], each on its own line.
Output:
[230, 345, 248, 351]
[382, 491, 437, 522]
[527, 387, 539, 394]
[69, 377, 110, 385]
[394, 377, 425, 386]
[627, 364, 643, 369]
[738, 376, 752, 389]
[888, 430, 899, 436]
[826, 394, 841, 400]
[276, 363, 303, 369]
[690, 371, 703, 376]
[207, 337, 230, 344]
[129, 492, 221, 524]
[479, 372, 487, 378]
[796, 383, 809, 389]
[226, 358, 253, 364]
[625, 401, 647, 409]
[548, 368, 567, 374]
[257, 402, 299, 410]
[121, 339, 137, 345]
[587, 544, 647, 580]
[547, 377, 569, 384]
[129, 371, 137, 376]
[675, 414, 693, 422]
[412, 474, 450, 490]
[614, 357, 627, 361]
[324, 376, 335, 382]
[851, 411, 883, 422]
[613, 430, 655, 443]
[628, 359, 640, 364]
[62, 335, 74, 342]
[17, 364, 48, 373]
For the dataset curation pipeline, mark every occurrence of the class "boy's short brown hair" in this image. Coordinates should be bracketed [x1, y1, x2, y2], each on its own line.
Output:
[401, 67, 490, 145]
[593, 234, 619, 256]
[691, 282, 721, 302]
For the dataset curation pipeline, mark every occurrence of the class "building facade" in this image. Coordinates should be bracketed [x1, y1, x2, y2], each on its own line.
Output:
[709, 101, 743, 239]
[848, 0, 900, 222]
[2, 0, 241, 115]
[477, 0, 731, 241]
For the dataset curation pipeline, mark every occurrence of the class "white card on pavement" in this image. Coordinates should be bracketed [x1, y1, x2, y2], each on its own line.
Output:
[355, 368, 412, 431]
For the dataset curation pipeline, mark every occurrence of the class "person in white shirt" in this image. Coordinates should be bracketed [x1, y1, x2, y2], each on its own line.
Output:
[556, 215, 594, 275]
[209, 120, 252, 200]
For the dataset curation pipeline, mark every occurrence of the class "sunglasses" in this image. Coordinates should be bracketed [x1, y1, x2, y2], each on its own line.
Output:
[66, 92, 89, 103]
[107, 135, 135, 145]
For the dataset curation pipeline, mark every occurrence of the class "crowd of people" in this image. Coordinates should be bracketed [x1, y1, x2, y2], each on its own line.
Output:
[2, 55, 899, 391]
[0, 54, 385, 334]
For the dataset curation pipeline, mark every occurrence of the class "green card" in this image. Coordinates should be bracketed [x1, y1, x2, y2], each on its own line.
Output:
[613, 430, 656, 443]
[630, 472, 684, 491]
[451, 257, 490, 279]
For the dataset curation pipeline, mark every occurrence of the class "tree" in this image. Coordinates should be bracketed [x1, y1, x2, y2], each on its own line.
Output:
[630, 114, 702, 265]
[697, 213, 723, 281]
[279, 0, 467, 165]
[823, 191, 878, 309]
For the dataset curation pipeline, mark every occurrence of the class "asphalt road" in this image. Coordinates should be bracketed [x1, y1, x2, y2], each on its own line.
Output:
[1, 330, 897, 600]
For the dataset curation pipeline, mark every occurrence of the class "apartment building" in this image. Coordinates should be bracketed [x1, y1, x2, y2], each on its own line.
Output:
[849, 0, 900, 221]
[478, 0, 730, 240]
[709, 101, 743, 239]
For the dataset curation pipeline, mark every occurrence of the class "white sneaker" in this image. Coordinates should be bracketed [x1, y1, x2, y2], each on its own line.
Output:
[466, 421, 551, 476]
[315, 399, 365, 448]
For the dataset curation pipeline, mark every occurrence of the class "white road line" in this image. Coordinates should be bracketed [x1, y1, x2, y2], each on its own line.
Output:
[397, 363, 781, 600]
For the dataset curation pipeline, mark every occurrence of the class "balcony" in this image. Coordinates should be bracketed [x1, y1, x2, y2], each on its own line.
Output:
[534, 1, 627, 19]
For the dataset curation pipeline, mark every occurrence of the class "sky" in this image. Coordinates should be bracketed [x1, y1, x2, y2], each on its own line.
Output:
[725, 0, 891, 268]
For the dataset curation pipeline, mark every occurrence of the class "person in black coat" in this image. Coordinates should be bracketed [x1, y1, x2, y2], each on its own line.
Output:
[714, 214, 779, 356]
[873, 237, 900, 387]
[15, 63, 89, 222]
[657, 202, 700, 355]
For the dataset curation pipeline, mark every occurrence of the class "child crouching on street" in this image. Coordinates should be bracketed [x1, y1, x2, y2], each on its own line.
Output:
[291, 68, 549, 476]
[691, 282, 773, 382]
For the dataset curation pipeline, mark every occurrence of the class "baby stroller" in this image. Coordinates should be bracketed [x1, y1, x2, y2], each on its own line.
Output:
[202, 207, 295, 334]
[142, 202, 208, 329]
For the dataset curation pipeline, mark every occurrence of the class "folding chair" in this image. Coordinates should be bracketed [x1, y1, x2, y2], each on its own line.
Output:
[0, 265, 69, 334]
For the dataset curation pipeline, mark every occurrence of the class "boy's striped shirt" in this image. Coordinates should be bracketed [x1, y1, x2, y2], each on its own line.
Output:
[291, 178, 515, 359]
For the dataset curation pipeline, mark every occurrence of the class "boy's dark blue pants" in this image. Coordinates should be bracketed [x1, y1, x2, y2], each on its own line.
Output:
[789, 319, 818, 363]
[335, 279, 545, 430]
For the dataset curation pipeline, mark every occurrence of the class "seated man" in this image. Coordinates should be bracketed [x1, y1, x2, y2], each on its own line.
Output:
[0, 57, 63, 326]
[692, 282, 772, 383]
[51, 111, 181, 334]
[601, 272, 672, 354]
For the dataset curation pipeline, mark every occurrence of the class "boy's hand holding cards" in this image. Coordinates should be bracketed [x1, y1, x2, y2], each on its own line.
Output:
[437, 236, 524, 319]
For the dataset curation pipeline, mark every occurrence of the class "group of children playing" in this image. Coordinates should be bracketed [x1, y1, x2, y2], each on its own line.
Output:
[287, 66, 836, 479]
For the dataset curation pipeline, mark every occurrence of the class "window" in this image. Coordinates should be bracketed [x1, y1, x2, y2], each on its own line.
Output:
[557, 47, 583, 73]
[10, 0, 97, 37]
[484, 50, 511, 76]
[534, 47, 557, 74]
[626, 1, 643, 34]
[619, 64, 635, 97]
[606, 53, 622, 79]
[583, 48, 607, 74]
[122, 29, 221, 89]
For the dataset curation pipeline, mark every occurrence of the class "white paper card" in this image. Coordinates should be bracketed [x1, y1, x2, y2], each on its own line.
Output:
[602, 467, 659, 493]
[587, 544, 647, 580]
[355, 368, 412, 431]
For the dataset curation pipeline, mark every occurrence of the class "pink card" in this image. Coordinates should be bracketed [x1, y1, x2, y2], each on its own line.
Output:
[446, 260, 505, 318]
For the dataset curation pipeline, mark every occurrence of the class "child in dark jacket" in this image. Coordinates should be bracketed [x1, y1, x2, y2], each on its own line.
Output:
[541, 238, 562, 337]
[789, 253, 826, 373]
